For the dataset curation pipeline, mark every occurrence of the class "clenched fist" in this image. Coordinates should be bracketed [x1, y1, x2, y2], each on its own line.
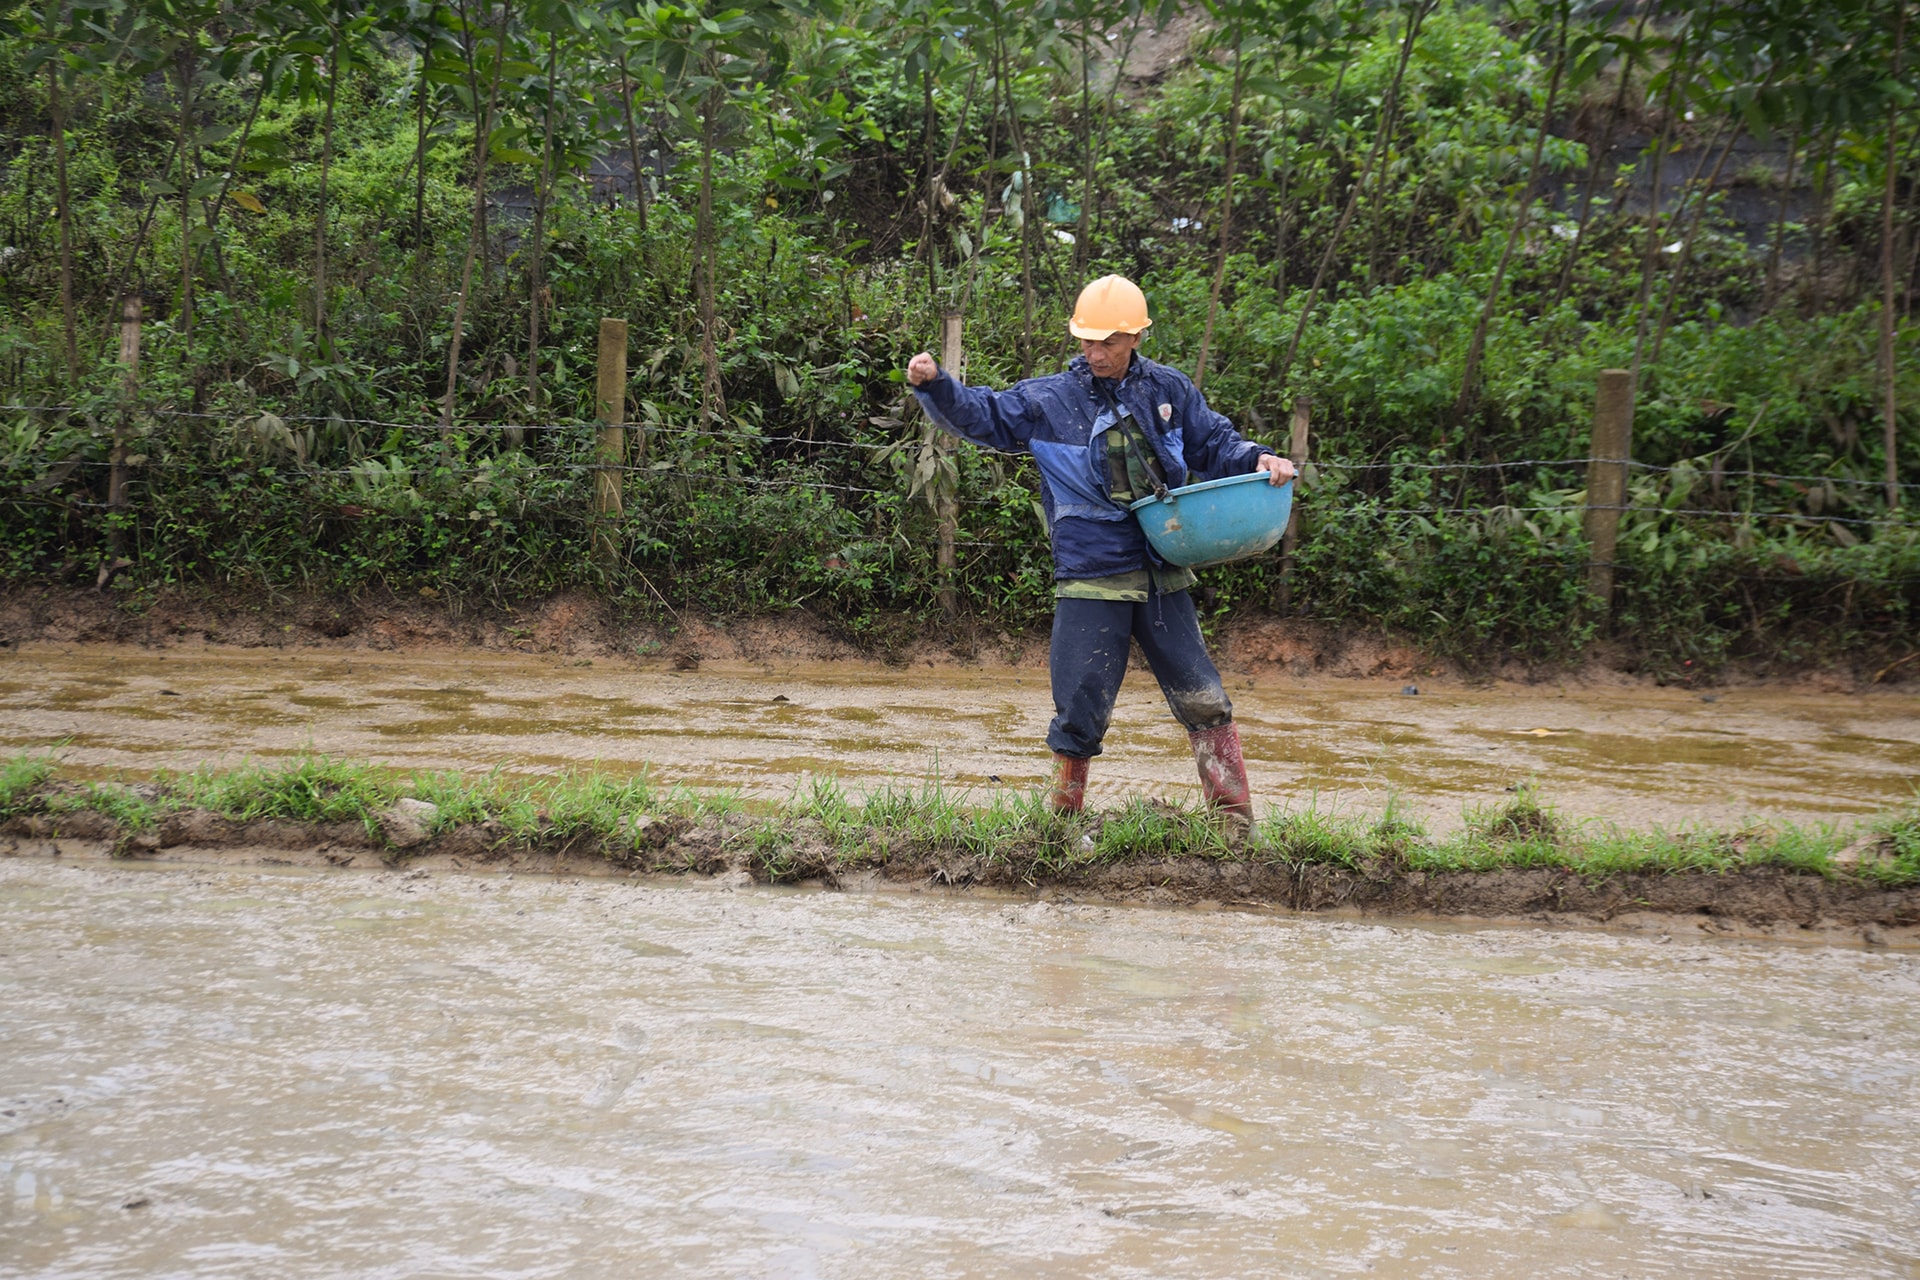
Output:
[906, 352, 939, 386]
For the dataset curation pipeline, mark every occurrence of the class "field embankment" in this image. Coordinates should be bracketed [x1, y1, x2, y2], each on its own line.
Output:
[5, 756, 1915, 946]
[5, 583, 1914, 689]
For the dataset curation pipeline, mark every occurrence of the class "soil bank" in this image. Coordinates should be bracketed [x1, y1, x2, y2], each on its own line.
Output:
[7, 808, 1915, 948]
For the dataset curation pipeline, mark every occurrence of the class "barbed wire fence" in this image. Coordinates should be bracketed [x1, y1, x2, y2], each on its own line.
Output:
[7, 401, 1917, 524]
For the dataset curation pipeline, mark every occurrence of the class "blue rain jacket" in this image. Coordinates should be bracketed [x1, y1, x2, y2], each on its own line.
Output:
[911, 352, 1271, 580]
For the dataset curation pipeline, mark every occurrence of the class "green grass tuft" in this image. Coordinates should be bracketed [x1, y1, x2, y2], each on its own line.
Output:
[52, 783, 160, 833]
[0, 753, 55, 818]
[178, 756, 399, 840]
[1864, 802, 1920, 886]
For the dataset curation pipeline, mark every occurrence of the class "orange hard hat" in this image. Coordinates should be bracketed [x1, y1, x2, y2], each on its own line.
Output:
[1069, 275, 1152, 340]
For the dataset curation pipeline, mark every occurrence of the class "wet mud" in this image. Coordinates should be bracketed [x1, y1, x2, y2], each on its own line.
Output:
[3, 857, 1917, 1278]
[5, 641, 1918, 832]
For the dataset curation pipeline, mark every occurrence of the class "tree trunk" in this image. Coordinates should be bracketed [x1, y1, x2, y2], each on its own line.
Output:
[1088, 21, 1139, 250]
[1903, 125, 1920, 318]
[996, 29, 1036, 378]
[1195, 44, 1248, 391]
[1272, 140, 1294, 304]
[413, 54, 430, 248]
[454, 0, 490, 283]
[1275, 56, 1349, 306]
[1762, 127, 1800, 310]
[1073, 34, 1094, 279]
[439, 3, 508, 438]
[925, 67, 979, 318]
[696, 80, 725, 428]
[175, 46, 196, 344]
[48, 60, 78, 382]
[615, 45, 649, 242]
[1651, 118, 1748, 364]
[525, 26, 556, 433]
[958, 89, 998, 316]
[922, 53, 939, 303]
[1628, 27, 1690, 385]
[313, 14, 342, 337]
[1548, 7, 1649, 311]
[1802, 128, 1839, 311]
[204, 76, 265, 242]
[1278, 0, 1431, 392]
[102, 132, 182, 344]
[1883, 1, 1907, 508]
[1454, 1, 1567, 415]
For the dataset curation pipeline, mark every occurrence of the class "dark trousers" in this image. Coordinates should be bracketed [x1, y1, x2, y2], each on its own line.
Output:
[1046, 590, 1233, 758]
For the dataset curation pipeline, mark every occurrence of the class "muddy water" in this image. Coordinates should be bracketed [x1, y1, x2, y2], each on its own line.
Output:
[2, 859, 1917, 1279]
[4, 644, 1919, 828]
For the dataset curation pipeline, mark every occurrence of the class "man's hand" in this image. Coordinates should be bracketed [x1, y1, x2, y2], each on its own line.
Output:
[906, 352, 939, 387]
[1256, 453, 1296, 485]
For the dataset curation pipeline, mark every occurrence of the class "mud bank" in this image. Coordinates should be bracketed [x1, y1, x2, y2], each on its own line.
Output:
[8, 808, 1915, 945]
[4, 583, 1909, 688]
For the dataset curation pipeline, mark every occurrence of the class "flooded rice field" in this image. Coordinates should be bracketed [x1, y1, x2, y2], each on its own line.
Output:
[1, 858, 1916, 1278]
[4, 643, 1918, 830]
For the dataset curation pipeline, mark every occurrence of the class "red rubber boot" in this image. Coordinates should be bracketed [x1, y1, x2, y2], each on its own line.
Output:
[1188, 723, 1254, 830]
[1049, 753, 1089, 813]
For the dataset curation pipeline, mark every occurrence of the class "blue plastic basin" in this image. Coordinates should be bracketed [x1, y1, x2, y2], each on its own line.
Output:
[1128, 472, 1294, 568]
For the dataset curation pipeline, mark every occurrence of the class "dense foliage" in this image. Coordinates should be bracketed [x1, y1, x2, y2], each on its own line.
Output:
[0, 0, 1915, 671]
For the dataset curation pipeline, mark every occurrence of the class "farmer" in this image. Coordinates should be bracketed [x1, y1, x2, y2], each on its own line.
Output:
[905, 274, 1294, 829]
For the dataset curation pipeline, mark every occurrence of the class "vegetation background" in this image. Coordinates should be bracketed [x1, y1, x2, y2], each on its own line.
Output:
[0, 0, 1914, 676]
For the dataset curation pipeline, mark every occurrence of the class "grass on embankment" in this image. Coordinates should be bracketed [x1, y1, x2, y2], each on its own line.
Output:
[1, 753, 1916, 890]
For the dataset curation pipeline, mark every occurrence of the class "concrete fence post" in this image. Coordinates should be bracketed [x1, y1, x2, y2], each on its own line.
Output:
[1277, 397, 1311, 612]
[1583, 368, 1636, 607]
[935, 310, 963, 617]
[101, 294, 141, 583]
[594, 317, 628, 571]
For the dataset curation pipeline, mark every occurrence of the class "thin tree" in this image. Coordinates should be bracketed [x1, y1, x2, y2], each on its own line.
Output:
[695, 70, 725, 424]
[1761, 124, 1800, 309]
[408, 14, 439, 251]
[1628, 13, 1701, 384]
[1277, 0, 1430, 392]
[1548, 4, 1653, 312]
[201, 67, 270, 267]
[1060, 0, 1137, 278]
[175, 42, 198, 343]
[1651, 106, 1758, 364]
[20, 3, 82, 376]
[993, 16, 1039, 377]
[527, 24, 559, 424]
[1274, 36, 1355, 305]
[908, 0, 947, 304]
[312, 2, 344, 337]
[452, 0, 493, 280]
[614, 41, 651, 242]
[1195, 3, 1254, 390]
[1454, 0, 1569, 415]
[440, 2, 509, 439]
[46, 31, 79, 380]
[1881, 0, 1908, 507]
